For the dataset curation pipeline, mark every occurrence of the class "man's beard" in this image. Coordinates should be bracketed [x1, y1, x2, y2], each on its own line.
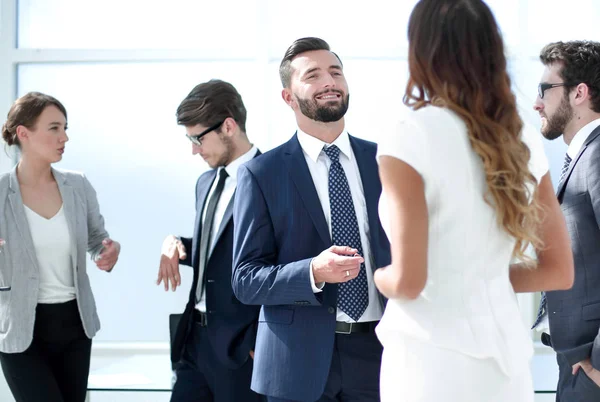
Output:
[542, 94, 573, 140]
[209, 133, 233, 168]
[296, 91, 350, 123]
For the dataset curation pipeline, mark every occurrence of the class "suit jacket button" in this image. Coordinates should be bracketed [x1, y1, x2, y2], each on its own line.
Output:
[328, 307, 335, 314]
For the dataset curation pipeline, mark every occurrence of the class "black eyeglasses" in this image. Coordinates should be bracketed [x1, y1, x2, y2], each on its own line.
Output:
[185, 120, 224, 146]
[538, 82, 575, 99]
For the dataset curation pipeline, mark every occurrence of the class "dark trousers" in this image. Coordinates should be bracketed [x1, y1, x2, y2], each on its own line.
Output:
[171, 321, 263, 402]
[268, 331, 383, 402]
[556, 352, 600, 402]
[0, 300, 92, 402]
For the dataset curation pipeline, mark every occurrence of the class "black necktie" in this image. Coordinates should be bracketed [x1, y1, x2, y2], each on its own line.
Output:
[196, 168, 229, 303]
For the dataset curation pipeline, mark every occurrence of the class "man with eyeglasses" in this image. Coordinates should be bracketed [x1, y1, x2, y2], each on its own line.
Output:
[533, 40, 600, 401]
[157, 79, 263, 402]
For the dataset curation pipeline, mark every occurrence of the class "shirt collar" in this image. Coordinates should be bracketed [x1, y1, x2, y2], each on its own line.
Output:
[567, 118, 600, 158]
[296, 127, 353, 163]
[223, 145, 258, 180]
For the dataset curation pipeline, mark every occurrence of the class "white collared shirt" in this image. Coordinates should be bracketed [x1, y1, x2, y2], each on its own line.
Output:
[296, 128, 383, 323]
[196, 145, 258, 312]
[567, 118, 600, 159]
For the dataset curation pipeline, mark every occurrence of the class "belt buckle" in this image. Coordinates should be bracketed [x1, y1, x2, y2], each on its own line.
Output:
[337, 322, 352, 335]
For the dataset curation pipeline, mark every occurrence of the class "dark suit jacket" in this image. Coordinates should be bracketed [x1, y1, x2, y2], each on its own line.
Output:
[171, 152, 261, 370]
[232, 134, 390, 401]
[547, 125, 600, 368]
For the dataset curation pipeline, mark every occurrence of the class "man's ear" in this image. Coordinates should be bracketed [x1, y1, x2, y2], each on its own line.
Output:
[573, 83, 590, 106]
[282, 88, 296, 109]
[222, 117, 238, 136]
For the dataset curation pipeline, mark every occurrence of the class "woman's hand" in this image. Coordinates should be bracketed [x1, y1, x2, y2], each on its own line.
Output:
[95, 238, 120, 272]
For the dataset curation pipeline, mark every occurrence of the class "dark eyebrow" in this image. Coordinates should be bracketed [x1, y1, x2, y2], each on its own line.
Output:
[302, 64, 343, 79]
[302, 67, 320, 78]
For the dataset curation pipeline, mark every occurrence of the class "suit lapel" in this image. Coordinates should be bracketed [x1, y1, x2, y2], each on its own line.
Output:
[191, 171, 216, 269]
[349, 135, 380, 253]
[53, 169, 78, 269]
[349, 135, 388, 306]
[7, 168, 39, 269]
[207, 150, 262, 258]
[283, 135, 331, 246]
[208, 196, 233, 258]
[557, 126, 600, 201]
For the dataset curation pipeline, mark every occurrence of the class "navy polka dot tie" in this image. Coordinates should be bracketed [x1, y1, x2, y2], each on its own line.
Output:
[324, 145, 368, 321]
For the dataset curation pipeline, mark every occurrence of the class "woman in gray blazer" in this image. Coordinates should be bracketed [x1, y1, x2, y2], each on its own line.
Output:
[0, 92, 120, 402]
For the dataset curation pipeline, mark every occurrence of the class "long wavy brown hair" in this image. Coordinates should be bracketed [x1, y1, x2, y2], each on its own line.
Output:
[404, 0, 543, 261]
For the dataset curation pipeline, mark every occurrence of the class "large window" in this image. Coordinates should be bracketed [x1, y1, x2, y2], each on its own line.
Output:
[2, 0, 597, 342]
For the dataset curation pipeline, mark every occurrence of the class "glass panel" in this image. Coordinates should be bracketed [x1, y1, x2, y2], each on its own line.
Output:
[18, 0, 258, 55]
[266, 0, 418, 59]
[485, 0, 522, 47]
[18, 61, 264, 341]
[526, 0, 600, 49]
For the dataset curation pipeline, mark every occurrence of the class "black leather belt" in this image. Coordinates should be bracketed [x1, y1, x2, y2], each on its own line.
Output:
[193, 310, 208, 327]
[335, 321, 379, 334]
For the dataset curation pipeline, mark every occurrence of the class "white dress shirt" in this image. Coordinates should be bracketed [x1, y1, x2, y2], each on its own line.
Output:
[567, 118, 600, 159]
[196, 145, 258, 312]
[296, 128, 383, 323]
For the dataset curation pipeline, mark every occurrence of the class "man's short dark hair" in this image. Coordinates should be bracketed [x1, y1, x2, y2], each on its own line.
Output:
[279, 37, 342, 88]
[540, 40, 600, 113]
[176, 79, 247, 132]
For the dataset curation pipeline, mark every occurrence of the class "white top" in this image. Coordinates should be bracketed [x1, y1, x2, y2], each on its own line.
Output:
[296, 128, 383, 323]
[195, 145, 259, 312]
[375, 106, 548, 377]
[24, 204, 76, 303]
[567, 117, 600, 158]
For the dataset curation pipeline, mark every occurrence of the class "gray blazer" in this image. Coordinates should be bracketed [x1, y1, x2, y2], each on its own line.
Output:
[0, 166, 108, 353]
[546, 126, 600, 367]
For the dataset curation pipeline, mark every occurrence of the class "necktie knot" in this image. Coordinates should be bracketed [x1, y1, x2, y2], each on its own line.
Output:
[323, 145, 341, 163]
[218, 168, 229, 182]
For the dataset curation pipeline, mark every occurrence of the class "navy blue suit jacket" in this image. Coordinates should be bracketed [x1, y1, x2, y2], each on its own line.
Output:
[232, 134, 390, 401]
[172, 159, 261, 370]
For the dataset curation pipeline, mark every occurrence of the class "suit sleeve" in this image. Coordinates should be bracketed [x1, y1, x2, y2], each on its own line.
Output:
[589, 150, 600, 231]
[232, 165, 322, 306]
[82, 174, 109, 260]
[178, 175, 204, 268]
[178, 236, 193, 267]
[588, 150, 600, 370]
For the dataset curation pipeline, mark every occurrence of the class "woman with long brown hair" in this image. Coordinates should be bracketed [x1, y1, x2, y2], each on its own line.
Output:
[373, 0, 573, 400]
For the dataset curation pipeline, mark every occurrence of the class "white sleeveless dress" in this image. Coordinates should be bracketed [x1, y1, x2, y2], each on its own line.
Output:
[376, 106, 548, 402]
